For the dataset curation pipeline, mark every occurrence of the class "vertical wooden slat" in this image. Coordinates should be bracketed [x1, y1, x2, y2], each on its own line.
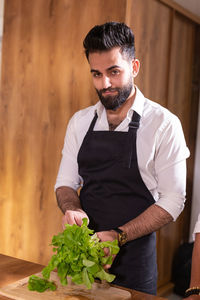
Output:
[125, 0, 133, 25]
[129, 0, 171, 107]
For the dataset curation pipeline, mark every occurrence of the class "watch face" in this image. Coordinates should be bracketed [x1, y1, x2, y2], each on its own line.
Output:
[119, 232, 127, 246]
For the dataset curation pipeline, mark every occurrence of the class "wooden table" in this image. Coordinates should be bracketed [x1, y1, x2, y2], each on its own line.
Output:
[0, 254, 165, 300]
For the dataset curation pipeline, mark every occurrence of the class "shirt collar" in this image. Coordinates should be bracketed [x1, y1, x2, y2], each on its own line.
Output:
[127, 86, 145, 120]
[94, 86, 145, 120]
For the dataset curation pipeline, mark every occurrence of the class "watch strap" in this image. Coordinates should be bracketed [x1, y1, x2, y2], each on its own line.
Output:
[113, 227, 123, 234]
[113, 227, 127, 246]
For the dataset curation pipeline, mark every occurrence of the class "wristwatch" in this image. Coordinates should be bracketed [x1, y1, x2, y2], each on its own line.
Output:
[113, 227, 128, 246]
[184, 287, 200, 298]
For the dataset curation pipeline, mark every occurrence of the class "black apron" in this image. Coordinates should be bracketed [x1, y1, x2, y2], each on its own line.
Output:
[77, 111, 157, 295]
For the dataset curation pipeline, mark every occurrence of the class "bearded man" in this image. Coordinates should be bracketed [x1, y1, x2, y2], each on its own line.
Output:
[55, 22, 190, 295]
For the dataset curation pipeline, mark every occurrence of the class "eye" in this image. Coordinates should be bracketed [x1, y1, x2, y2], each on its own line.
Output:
[110, 69, 120, 76]
[92, 72, 102, 78]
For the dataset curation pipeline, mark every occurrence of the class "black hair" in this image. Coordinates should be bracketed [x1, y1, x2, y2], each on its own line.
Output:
[83, 22, 135, 60]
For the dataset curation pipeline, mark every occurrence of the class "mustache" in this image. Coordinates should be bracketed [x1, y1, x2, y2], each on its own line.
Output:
[99, 87, 119, 94]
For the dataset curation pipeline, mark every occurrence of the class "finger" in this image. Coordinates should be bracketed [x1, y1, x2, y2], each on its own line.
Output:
[64, 211, 78, 225]
[103, 247, 110, 256]
[63, 211, 85, 226]
[104, 264, 111, 270]
[66, 212, 76, 225]
[62, 213, 75, 228]
[75, 215, 84, 226]
[62, 211, 89, 229]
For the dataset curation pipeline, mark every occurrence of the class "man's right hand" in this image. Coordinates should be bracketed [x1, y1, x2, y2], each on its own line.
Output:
[55, 186, 89, 229]
[62, 209, 89, 229]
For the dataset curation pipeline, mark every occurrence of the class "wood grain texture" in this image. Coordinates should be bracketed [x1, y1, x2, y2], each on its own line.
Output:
[129, 0, 172, 107]
[0, 254, 43, 288]
[0, 0, 126, 264]
[0, 255, 166, 300]
[0, 272, 132, 300]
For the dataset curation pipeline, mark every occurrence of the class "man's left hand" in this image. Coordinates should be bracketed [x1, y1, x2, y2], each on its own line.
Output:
[96, 230, 119, 269]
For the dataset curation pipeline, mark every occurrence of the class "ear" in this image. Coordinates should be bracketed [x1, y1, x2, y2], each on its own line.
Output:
[132, 59, 140, 78]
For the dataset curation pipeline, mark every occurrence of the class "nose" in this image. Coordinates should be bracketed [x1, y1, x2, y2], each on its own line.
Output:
[101, 75, 112, 89]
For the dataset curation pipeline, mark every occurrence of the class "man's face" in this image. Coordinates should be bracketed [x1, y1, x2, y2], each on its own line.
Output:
[88, 47, 137, 111]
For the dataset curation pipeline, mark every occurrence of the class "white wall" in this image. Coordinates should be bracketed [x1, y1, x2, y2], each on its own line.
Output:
[173, 0, 200, 17]
[0, 0, 4, 31]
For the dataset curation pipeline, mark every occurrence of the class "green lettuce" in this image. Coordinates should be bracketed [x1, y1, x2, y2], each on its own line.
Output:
[28, 218, 119, 292]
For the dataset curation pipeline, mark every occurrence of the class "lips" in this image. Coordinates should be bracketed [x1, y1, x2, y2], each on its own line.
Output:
[102, 89, 118, 96]
[103, 91, 117, 95]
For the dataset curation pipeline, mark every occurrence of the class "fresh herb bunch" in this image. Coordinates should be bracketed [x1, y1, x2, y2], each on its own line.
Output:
[28, 218, 119, 292]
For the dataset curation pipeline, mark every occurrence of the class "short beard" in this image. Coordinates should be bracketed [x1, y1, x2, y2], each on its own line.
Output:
[96, 79, 133, 111]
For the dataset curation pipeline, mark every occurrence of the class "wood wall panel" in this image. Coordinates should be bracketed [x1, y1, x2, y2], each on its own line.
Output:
[0, 0, 126, 264]
[129, 0, 172, 107]
[167, 13, 195, 135]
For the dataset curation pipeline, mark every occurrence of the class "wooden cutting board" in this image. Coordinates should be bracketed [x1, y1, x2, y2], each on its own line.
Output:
[0, 271, 132, 300]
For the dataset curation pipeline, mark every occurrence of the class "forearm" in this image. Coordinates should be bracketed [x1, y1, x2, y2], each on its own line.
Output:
[120, 204, 173, 241]
[190, 233, 200, 287]
[183, 235, 200, 299]
[56, 186, 82, 214]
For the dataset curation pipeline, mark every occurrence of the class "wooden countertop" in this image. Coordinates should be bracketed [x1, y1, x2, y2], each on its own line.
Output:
[0, 254, 166, 300]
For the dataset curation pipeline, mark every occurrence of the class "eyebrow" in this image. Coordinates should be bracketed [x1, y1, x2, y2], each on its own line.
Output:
[90, 65, 121, 73]
[90, 69, 100, 73]
[107, 65, 121, 70]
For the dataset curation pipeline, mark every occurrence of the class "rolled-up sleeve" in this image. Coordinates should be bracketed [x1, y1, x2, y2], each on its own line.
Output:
[154, 116, 190, 220]
[155, 160, 187, 220]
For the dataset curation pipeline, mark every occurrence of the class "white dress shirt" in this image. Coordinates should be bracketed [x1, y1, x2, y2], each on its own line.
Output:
[55, 87, 190, 221]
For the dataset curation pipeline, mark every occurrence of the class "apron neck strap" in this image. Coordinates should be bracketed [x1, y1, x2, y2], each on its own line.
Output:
[128, 111, 141, 131]
[88, 112, 98, 132]
[127, 111, 141, 168]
